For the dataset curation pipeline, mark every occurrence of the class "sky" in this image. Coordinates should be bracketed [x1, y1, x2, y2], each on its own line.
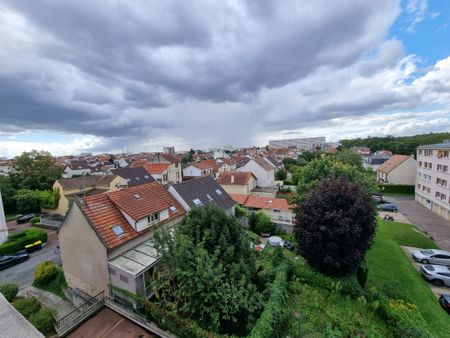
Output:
[0, 0, 449, 157]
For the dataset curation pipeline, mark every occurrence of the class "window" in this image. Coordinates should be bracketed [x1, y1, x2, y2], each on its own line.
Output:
[170, 206, 177, 212]
[112, 225, 124, 236]
[419, 150, 423, 155]
[443, 180, 448, 187]
[215, 189, 222, 195]
[274, 209, 280, 213]
[135, 177, 140, 180]
[176, 172, 180, 179]
[444, 165, 448, 173]
[206, 194, 213, 201]
[437, 178, 442, 184]
[441, 194, 447, 200]
[108, 267, 116, 275]
[144, 175, 150, 179]
[427, 187, 430, 193]
[148, 213, 159, 223]
[419, 161, 422, 167]
[133, 193, 141, 199]
[120, 274, 129, 283]
[424, 150, 432, 156]
[193, 198, 202, 206]
[444, 151, 449, 158]
[163, 174, 168, 182]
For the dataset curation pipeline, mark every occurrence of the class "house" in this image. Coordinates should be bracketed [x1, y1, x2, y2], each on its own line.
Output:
[59, 182, 185, 303]
[53, 175, 127, 216]
[237, 158, 275, 187]
[168, 176, 236, 215]
[230, 194, 295, 233]
[364, 153, 392, 170]
[217, 172, 257, 195]
[143, 163, 181, 185]
[63, 160, 92, 178]
[415, 142, 450, 220]
[110, 167, 155, 187]
[149, 152, 182, 183]
[376, 155, 417, 185]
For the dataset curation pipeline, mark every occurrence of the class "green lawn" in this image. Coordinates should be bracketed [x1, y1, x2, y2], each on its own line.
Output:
[5, 214, 17, 222]
[366, 219, 450, 337]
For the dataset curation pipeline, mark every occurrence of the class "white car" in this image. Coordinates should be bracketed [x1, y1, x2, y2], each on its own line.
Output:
[411, 249, 450, 266]
[420, 265, 450, 287]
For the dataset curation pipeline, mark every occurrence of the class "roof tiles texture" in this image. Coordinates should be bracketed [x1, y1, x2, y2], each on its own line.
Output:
[377, 155, 411, 174]
[57, 175, 117, 190]
[217, 172, 255, 185]
[230, 194, 291, 211]
[143, 163, 171, 174]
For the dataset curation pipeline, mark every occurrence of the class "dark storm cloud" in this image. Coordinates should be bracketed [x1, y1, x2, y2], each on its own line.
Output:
[2, 0, 445, 151]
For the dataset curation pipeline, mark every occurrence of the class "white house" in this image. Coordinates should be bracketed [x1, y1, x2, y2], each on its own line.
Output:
[376, 155, 417, 185]
[237, 157, 275, 187]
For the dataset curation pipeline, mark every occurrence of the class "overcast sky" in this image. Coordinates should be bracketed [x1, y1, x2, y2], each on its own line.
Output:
[0, 0, 449, 157]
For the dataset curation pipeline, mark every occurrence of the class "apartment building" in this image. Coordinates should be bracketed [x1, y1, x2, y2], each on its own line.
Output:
[415, 142, 450, 220]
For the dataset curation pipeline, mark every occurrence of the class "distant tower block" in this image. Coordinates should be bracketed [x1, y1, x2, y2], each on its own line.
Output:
[0, 190, 8, 244]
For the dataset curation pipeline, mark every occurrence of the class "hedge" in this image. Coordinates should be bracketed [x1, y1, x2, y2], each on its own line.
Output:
[0, 227, 47, 255]
[248, 250, 291, 338]
[0, 283, 19, 302]
[379, 184, 415, 194]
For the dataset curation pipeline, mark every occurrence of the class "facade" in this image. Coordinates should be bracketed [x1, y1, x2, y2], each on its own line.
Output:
[53, 175, 127, 216]
[269, 137, 329, 150]
[183, 165, 203, 178]
[230, 194, 295, 233]
[59, 182, 185, 302]
[217, 172, 257, 195]
[63, 161, 92, 178]
[415, 142, 450, 220]
[376, 155, 417, 185]
[237, 158, 275, 187]
[168, 176, 236, 215]
[149, 152, 183, 184]
[143, 163, 181, 185]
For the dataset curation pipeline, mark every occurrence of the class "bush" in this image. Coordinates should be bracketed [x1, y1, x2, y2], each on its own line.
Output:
[249, 211, 276, 235]
[379, 184, 415, 194]
[12, 297, 40, 319]
[0, 227, 47, 255]
[34, 261, 58, 286]
[356, 261, 368, 288]
[235, 204, 247, 218]
[378, 281, 412, 303]
[0, 283, 19, 302]
[29, 308, 55, 335]
[30, 216, 40, 225]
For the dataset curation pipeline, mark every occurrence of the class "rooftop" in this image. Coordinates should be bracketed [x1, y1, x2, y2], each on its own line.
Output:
[56, 175, 118, 190]
[111, 167, 155, 186]
[230, 194, 292, 211]
[417, 142, 450, 150]
[217, 172, 255, 185]
[377, 155, 413, 174]
[143, 163, 171, 174]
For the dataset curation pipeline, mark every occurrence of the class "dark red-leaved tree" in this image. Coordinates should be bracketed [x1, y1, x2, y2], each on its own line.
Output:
[294, 176, 376, 276]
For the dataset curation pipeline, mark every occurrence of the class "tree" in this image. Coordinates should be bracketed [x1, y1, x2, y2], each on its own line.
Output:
[296, 157, 377, 196]
[0, 176, 16, 214]
[294, 176, 376, 276]
[332, 148, 363, 170]
[275, 168, 287, 181]
[299, 150, 322, 162]
[9, 150, 63, 190]
[153, 205, 261, 334]
[248, 211, 276, 235]
[15, 189, 59, 213]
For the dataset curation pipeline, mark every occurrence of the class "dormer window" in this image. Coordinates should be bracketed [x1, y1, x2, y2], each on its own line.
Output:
[148, 213, 159, 223]
[136, 177, 140, 180]
[170, 206, 177, 212]
[206, 194, 213, 201]
[133, 193, 141, 199]
[144, 175, 150, 179]
[193, 198, 202, 206]
[215, 189, 222, 195]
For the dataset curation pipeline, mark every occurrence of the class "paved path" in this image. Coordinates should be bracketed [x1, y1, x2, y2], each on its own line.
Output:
[20, 285, 77, 320]
[389, 196, 450, 251]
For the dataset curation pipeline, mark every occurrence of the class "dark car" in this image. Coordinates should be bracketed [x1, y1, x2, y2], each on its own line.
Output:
[440, 294, 450, 313]
[372, 195, 389, 204]
[377, 204, 398, 212]
[0, 253, 29, 270]
[16, 213, 37, 224]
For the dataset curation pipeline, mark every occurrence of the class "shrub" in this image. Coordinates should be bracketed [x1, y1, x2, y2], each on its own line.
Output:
[0, 227, 47, 255]
[29, 308, 56, 335]
[235, 204, 247, 218]
[378, 281, 412, 303]
[295, 176, 376, 276]
[275, 169, 287, 181]
[0, 283, 19, 302]
[379, 184, 415, 194]
[356, 261, 368, 288]
[34, 261, 58, 285]
[12, 297, 40, 319]
[30, 216, 40, 225]
[249, 211, 276, 235]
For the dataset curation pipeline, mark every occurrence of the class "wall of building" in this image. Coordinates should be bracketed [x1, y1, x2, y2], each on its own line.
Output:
[59, 204, 109, 296]
[387, 158, 417, 185]
[220, 184, 249, 195]
[183, 166, 202, 177]
[238, 160, 274, 187]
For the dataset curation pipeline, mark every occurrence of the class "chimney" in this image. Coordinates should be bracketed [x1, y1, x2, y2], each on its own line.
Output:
[231, 174, 235, 183]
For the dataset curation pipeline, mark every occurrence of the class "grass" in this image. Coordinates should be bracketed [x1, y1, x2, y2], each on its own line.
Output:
[5, 214, 17, 222]
[366, 219, 450, 337]
[33, 268, 67, 299]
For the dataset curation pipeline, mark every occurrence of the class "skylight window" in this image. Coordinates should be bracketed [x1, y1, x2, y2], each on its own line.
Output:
[215, 189, 222, 195]
[135, 177, 140, 180]
[144, 175, 150, 179]
[170, 206, 177, 212]
[206, 194, 213, 201]
[133, 193, 141, 199]
[193, 198, 202, 206]
[112, 225, 125, 236]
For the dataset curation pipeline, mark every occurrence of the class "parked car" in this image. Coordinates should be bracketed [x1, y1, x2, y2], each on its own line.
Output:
[439, 294, 450, 313]
[377, 204, 398, 212]
[419, 265, 450, 287]
[372, 195, 389, 204]
[16, 213, 37, 224]
[411, 249, 450, 265]
[0, 253, 29, 270]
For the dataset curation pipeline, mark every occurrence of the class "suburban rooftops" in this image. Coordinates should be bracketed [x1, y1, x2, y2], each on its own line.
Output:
[217, 172, 256, 185]
[57, 175, 118, 190]
[230, 194, 292, 211]
[377, 155, 411, 174]
[110, 167, 155, 187]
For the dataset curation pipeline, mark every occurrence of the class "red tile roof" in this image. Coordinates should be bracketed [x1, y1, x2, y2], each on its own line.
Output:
[130, 159, 149, 167]
[230, 194, 292, 211]
[81, 182, 185, 249]
[217, 172, 255, 185]
[143, 163, 170, 174]
[194, 159, 219, 172]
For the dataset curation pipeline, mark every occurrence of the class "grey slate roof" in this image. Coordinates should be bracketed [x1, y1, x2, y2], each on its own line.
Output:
[171, 176, 236, 211]
[111, 167, 155, 187]
[417, 142, 450, 150]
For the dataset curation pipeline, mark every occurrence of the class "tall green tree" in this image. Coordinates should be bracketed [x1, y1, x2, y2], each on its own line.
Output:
[0, 176, 16, 214]
[153, 205, 262, 334]
[332, 148, 363, 170]
[9, 150, 63, 191]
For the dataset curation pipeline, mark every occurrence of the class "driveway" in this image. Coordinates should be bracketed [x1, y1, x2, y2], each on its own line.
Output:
[388, 196, 450, 251]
